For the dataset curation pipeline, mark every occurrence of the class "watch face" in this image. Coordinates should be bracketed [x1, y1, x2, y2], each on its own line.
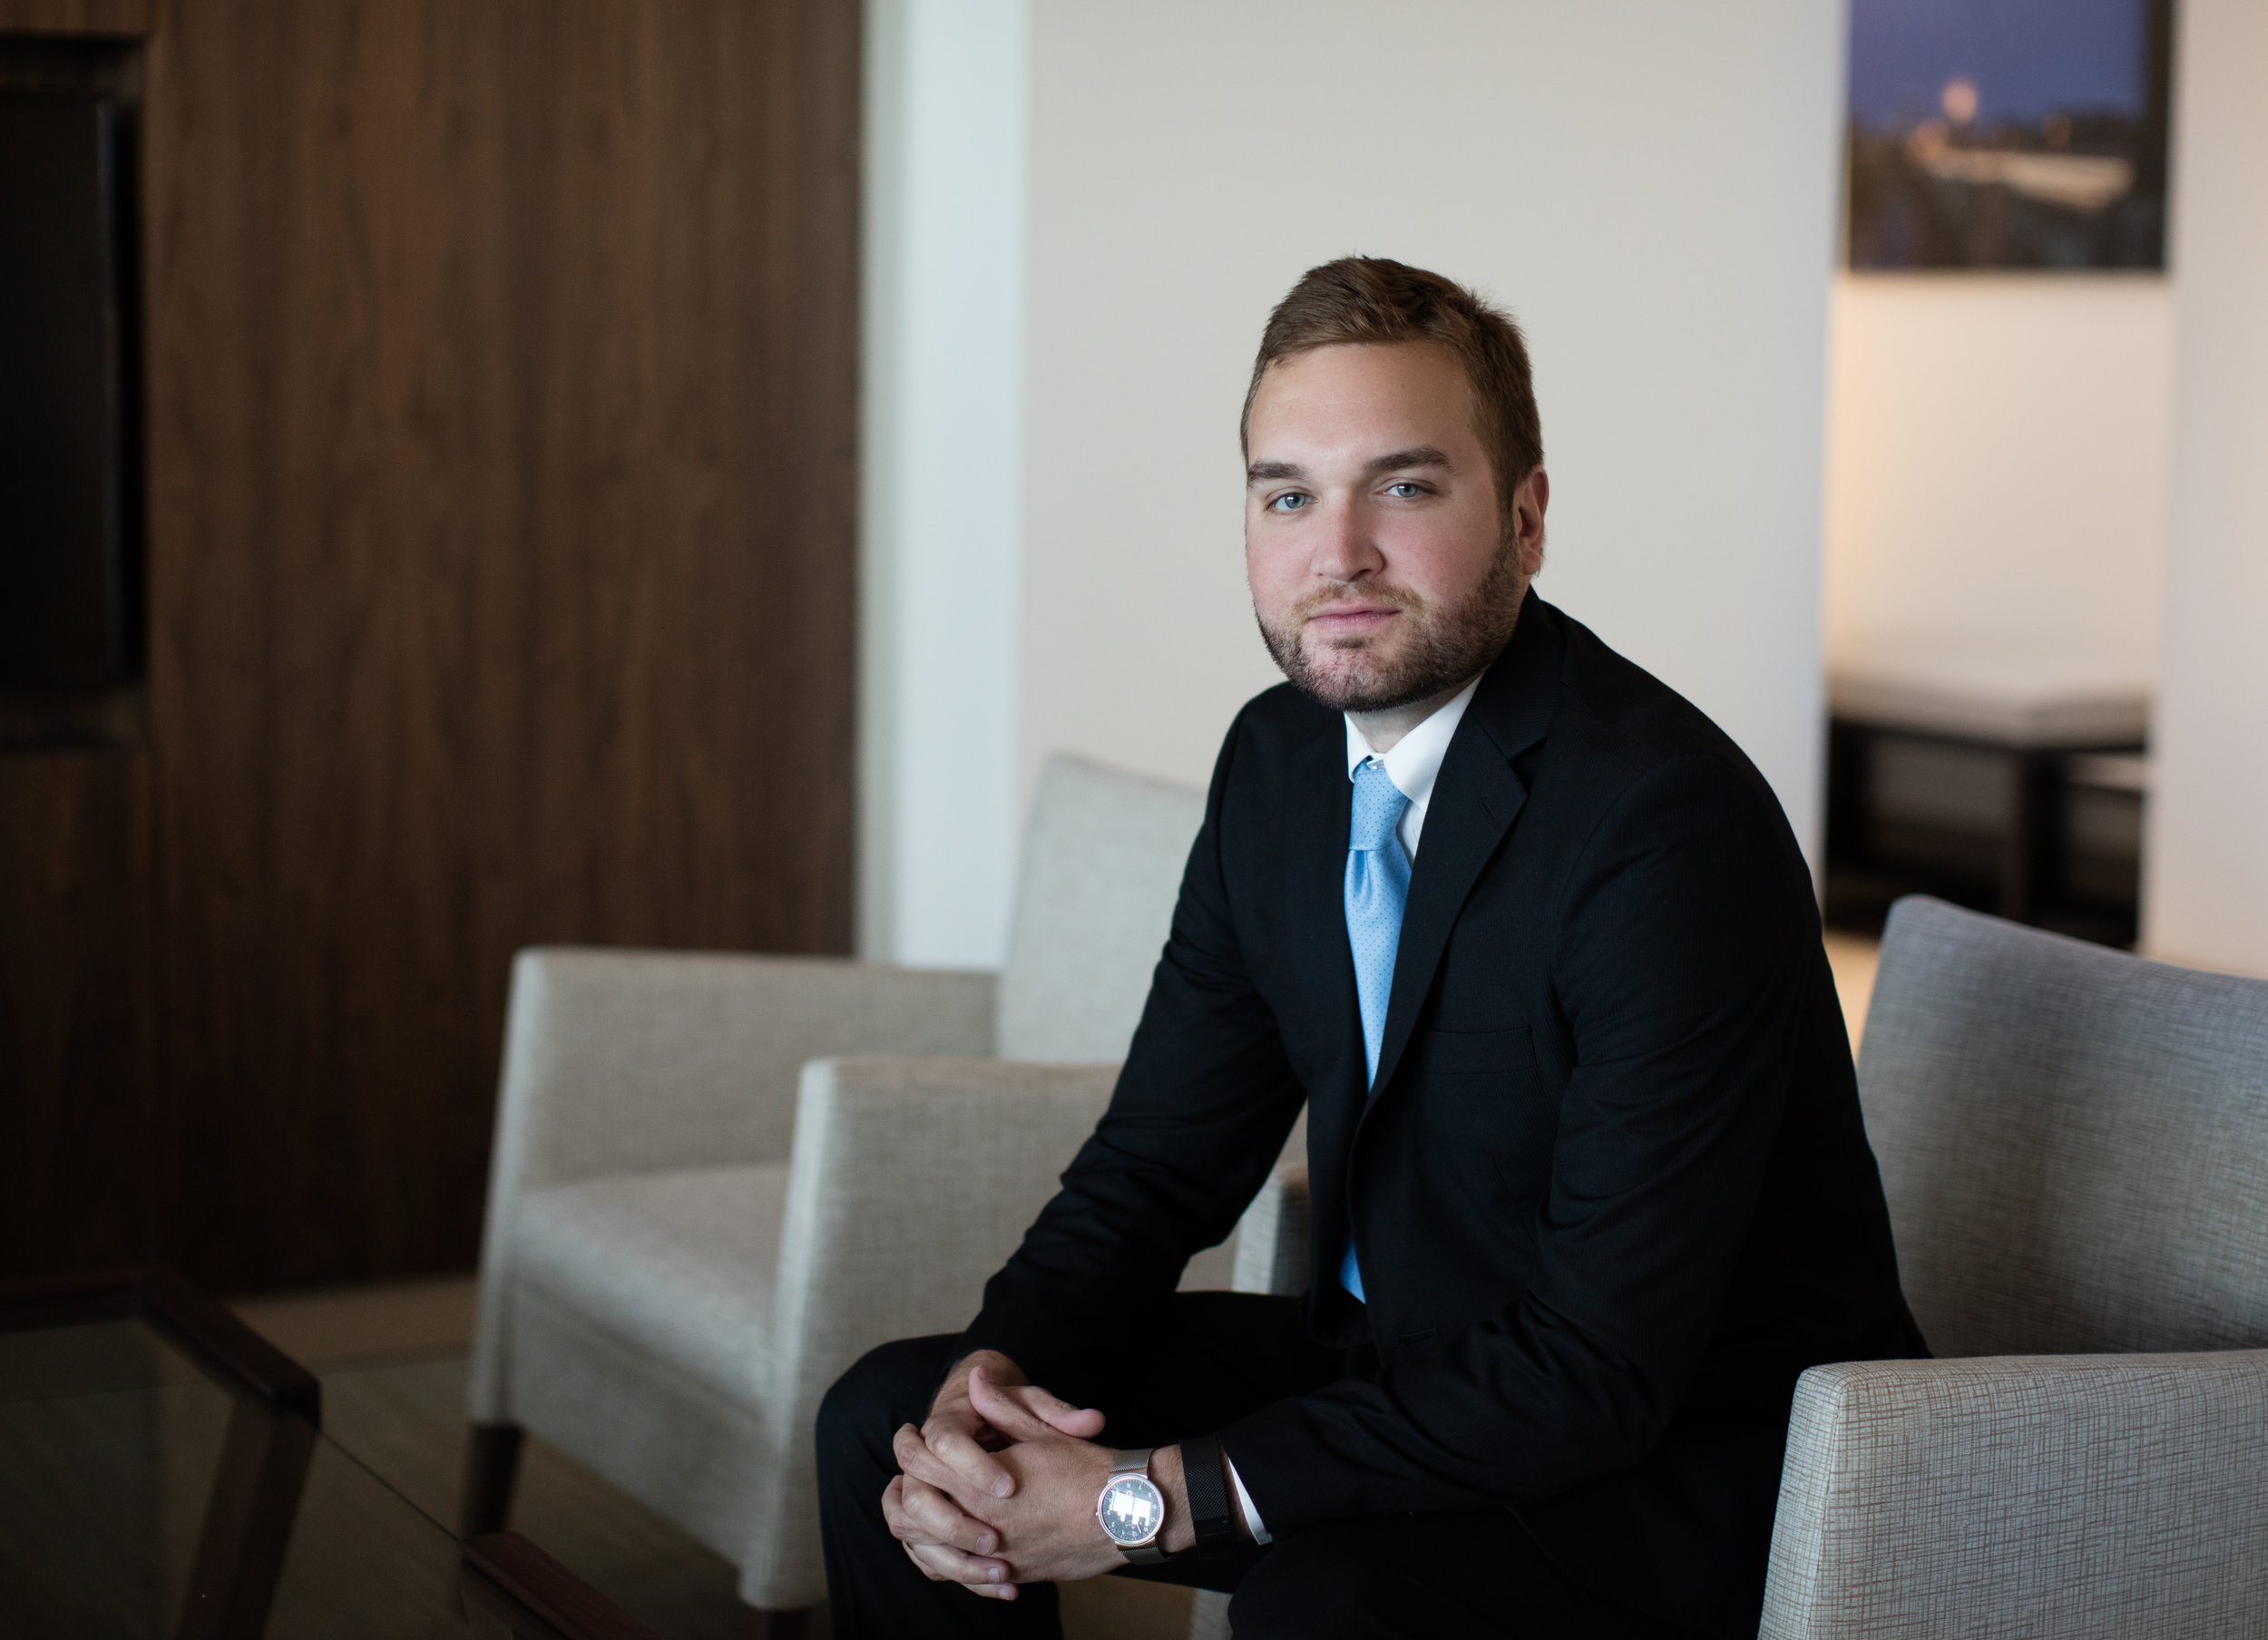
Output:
[1098, 1475, 1165, 1547]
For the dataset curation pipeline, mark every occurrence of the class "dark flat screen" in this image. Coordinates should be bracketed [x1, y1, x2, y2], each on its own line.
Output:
[0, 91, 133, 686]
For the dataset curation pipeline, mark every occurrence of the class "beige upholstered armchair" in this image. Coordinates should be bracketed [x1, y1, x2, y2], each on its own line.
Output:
[1225, 896, 2268, 1637]
[464, 754, 1243, 1634]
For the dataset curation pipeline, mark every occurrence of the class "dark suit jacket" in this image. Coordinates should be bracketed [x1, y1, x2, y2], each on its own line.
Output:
[961, 594, 1925, 1635]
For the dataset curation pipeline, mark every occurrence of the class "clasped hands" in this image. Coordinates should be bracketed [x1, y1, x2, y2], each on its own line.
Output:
[883, 1349, 1195, 1600]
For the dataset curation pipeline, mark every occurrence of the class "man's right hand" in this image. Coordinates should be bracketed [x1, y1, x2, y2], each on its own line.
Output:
[882, 1350, 1106, 1598]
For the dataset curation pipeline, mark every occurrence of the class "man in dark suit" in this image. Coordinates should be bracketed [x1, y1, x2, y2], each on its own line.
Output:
[816, 257, 1924, 1638]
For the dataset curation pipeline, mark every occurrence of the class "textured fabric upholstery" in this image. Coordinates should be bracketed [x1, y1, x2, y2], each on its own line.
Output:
[471, 953, 996, 1424]
[742, 1056, 1119, 1601]
[516, 1164, 788, 1408]
[493, 948, 996, 1185]
[507, 1283, 771, 1565]
[996, 754, 1207, 1061]
[1763, 1351, 2268, 1639]
[1188, 1590, 1234, 1640]
[1762, 896, 2268, 1638]
[491, 1055, 1121, 1609]
[1857, 897, 2268, 1359]
[1230, 1164, 1313, 1298]
[469, 755, 1226, 1614]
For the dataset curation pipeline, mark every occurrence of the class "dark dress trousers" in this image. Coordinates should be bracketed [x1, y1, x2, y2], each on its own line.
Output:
[943, 594, 1923, 1635]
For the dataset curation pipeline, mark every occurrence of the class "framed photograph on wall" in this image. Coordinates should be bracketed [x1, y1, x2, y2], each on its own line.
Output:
[1845, 0, 2174, 270]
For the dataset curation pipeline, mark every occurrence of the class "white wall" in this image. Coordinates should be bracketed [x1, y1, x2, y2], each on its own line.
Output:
[1822, 278, 2172, 688]
[2142, 0, 2268, 977]
[864, 1, 1850, 963]
[858, 0, 1026, 964]
[1018, 0, 1845, 860]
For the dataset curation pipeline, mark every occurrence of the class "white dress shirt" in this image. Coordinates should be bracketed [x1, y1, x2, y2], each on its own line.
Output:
[1342, 673, 1482, 856]
[1223, 672, 1484, 1546]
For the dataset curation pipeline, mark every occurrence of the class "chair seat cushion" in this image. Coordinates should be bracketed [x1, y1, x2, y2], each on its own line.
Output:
[515, 1162, 789, 1406]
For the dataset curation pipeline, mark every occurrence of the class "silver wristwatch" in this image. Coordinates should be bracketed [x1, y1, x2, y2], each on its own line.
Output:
[1095, 1447, 1168, 1564]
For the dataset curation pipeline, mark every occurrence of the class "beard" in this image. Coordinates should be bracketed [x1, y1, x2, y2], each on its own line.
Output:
[1257, 541, 1529, 713]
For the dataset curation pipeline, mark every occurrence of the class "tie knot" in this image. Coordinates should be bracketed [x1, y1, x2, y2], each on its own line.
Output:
[1350, 759, 1410, 854]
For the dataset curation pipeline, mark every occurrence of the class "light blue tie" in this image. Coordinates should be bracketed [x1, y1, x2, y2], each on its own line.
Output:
[1340, 759, 1411, 1303]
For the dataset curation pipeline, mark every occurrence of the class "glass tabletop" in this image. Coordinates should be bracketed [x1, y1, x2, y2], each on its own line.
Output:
[0, 1277, 644, 1640]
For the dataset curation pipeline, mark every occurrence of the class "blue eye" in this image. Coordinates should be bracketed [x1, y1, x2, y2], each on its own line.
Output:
[1270, 493, 1312, 512]
[1385, 482, 1424, 499]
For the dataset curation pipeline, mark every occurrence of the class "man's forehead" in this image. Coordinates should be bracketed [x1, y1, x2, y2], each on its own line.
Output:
[1247, 344, 1479, 454]
[1254, 338, 1464, 402]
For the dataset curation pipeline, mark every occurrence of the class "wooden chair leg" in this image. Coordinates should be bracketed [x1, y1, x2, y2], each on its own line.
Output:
[742, 1606, 811, 1640]
[460, 1420, 524, 1538]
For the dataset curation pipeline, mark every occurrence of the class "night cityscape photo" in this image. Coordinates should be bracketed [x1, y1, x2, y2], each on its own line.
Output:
[1846, 0, 2173, 270]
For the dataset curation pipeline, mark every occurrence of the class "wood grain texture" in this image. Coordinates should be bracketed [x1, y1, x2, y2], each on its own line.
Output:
[5, 0, 858, 1293]
[0, 752, 160, 1276]
[0, 0, 150, 34]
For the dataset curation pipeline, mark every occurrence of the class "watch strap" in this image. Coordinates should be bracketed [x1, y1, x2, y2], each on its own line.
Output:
[1178, 1434, 1238, 1558]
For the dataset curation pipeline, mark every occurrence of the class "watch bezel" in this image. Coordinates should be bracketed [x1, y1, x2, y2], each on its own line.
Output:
[1095, 1471, 1167, 1548]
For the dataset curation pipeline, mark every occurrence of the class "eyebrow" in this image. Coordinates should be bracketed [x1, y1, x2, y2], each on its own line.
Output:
[1366, 445, 1452, 475]
[1245, 445, 1455, 485]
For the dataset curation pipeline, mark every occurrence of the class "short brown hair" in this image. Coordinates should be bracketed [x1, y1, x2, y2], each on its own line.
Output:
[1241, 257, 1544, 533]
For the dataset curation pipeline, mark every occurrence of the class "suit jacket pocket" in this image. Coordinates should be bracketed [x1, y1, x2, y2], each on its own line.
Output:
[1420, 1023, 1535, 1076]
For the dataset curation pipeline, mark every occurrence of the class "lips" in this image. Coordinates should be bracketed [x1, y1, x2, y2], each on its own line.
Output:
[1305, 604, 1399, 637]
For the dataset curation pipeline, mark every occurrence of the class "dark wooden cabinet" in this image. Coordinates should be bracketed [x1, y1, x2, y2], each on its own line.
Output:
[1825, 721, 2146, 950]
[1, 0, 858, 1293]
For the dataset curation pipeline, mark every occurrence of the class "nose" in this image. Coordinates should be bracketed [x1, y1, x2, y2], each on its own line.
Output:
[1310, 493, 1383, 586]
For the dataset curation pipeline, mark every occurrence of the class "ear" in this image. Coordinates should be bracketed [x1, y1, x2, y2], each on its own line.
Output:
[1513, 468, 1549, 574]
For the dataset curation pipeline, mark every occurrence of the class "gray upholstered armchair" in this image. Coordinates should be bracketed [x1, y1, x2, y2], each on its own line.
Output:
[464, 753, 1259, 1633]
[1762, 896, 2268, 1635]
[1224, 896, 2268, 1636]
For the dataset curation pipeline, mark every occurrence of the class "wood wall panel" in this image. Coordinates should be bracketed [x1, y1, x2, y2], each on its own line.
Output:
[0, 752, 159, 1275]
[0, 0, 150, 34]
[0, 0, 855, 1291]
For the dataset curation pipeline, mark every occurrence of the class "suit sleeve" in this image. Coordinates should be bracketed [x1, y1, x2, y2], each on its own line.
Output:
[956, 712, 1308, 1386]
[1218, 752, 1817, 1526]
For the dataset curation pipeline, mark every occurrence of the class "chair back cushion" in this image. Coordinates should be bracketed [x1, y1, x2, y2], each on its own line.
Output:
[500, 950, 994, 1178]
[997, 754, 1205, 1061]
[1858, 896, 2268, 1358]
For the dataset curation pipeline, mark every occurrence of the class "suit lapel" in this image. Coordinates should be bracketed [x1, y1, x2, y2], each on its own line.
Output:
[1282, 722, 1364, 1103]
[1364, 596, 1565, 1111]
[1280, 719, 1366, 1294]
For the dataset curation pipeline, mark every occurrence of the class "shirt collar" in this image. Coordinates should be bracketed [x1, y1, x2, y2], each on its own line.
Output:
[1343, 673, 1483, 810]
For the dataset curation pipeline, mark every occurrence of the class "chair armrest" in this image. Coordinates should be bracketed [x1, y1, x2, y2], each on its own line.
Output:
[1762, 1349, 2268, 1639]
[468, 954, 993, 1425]
[742, 1054, 1117, 1600]
[1231, 1163, 1311, 1296]
[766, 1054, 1118, 1381]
